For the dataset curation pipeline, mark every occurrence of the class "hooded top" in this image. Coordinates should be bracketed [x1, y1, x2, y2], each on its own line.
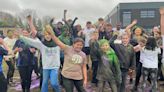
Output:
[110, 35, 136, 70]
[96, 39, 121, 84]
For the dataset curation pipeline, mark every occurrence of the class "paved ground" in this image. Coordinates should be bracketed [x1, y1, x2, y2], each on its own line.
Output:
[6, 70, 164, 92]
[2, 61, 164, 92]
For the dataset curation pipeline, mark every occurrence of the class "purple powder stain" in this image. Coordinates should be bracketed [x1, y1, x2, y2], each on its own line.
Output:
[15, 74, 39, 91]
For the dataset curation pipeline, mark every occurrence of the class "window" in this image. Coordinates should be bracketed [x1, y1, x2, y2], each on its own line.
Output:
[140, 10, 155, 18]
[123, 11, 131, 27]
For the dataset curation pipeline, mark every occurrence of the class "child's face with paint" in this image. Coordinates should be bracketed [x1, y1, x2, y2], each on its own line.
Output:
[44, 31, 52, 41]
[100, 42, 110, 52]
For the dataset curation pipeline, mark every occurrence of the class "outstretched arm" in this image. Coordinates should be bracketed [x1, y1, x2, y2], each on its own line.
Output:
[50, 18, 55, 28]
[27, 15, 37, 37]
[160, 8, 164, 64]
[71, 17, 78, 27]
[125, 19, 137, 37]
[64, 9, 67, 21]
[62, 10, 68, 24]
[160, 8, 164, 35]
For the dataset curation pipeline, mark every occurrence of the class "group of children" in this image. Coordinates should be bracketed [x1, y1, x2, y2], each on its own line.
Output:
[0, 8, 164, 92]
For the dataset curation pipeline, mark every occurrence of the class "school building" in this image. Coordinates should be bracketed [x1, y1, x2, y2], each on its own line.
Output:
[104, 2, 164, 30]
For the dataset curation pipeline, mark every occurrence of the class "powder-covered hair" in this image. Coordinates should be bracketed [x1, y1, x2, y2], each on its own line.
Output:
[43, 25, 54, 35]
[98, 39, 109, 47]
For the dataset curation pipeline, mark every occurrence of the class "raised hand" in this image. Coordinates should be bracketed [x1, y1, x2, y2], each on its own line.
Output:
[160, 7, 164, 15]
[132, 19, 137, 25]
[26, 15, 37, 37]
[27, 15, 32, 23]
[64, 9, 67, 14]
[45, 25, 54, 36]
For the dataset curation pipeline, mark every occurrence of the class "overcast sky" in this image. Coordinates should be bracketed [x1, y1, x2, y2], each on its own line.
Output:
[0, 0, 164, 25]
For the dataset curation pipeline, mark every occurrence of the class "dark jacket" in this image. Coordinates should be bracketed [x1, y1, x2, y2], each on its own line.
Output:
[96, 53, 121, 84]
[89, 39, 101, 61]
[99, 30, 114, 40]
[110, 35, 136, 70]
[13, 39, 35, 66]
[0, 46, 8, 72]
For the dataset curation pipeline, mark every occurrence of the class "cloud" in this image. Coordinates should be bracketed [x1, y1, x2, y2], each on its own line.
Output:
[1, 0, 118, 25]
[1, 1, 164, 16]
[0, 0, 21, 13]
[3, 0, 164, 25]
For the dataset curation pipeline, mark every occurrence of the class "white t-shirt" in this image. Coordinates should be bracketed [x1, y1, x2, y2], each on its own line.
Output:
[141, 47, 161, 68]
[113, 28, 125, 35]
[4, 37, 16, 48]
[135, 45, 144, 63]
[4, 37, 16, 60]
[83, 28, 95, 47]
[20, 36, 60, 69]
[140, 49, 144, 63]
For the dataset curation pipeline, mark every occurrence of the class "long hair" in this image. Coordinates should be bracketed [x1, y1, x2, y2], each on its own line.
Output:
[44, 25, 53, 34]
[145, 36, 157, 51]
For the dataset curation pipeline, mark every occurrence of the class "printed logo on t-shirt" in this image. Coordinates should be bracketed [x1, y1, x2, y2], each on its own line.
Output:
[71, 54, 82, 64]
[45, 48, 57, 56]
